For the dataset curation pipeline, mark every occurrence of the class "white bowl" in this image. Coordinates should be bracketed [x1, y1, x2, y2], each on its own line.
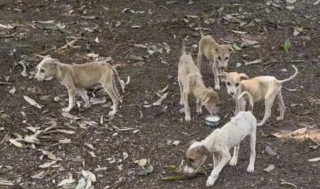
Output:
[205, 115, 220, 127]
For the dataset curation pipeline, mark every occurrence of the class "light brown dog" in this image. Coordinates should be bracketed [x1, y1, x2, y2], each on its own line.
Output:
[183, 91, 257, 187]
[219, 65, 298, 126]
[197, 26, 234, 90]
[178, 39, 220, 122]
[35, 57, 122, 116]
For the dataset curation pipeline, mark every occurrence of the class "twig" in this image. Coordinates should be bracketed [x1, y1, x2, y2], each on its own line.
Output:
[290, 60, 304, 63]
[244, 59, 263, 66]
[0, 82, 12, 85]
[281, 180, 297, 188]
[260, 64, 272, 72]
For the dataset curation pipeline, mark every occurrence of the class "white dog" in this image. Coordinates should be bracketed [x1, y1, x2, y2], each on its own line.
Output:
[183, 91, 257, 187]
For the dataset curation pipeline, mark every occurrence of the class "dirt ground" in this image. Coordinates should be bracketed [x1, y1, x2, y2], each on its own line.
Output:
[1, 0, 320, 188]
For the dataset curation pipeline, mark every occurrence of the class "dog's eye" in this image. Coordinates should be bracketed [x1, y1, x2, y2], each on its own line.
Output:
[227, 82, 231, 86]
[218, 56, 221, 60]
[188, 158, 194, 162]
[225, 57, 229, 60]
[40, 69, 45, 73]
[235, 83, 239, 87]
[217, 104, 220, 107]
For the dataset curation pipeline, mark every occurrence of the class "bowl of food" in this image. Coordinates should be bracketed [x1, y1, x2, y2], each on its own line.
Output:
[205, 115, 220, 127]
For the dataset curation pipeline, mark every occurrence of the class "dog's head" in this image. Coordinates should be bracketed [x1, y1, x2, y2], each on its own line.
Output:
[219, 72, 249, 98]
[215, 44, 234, 72]
[35, 57, 61, 81]
[202, 88, 220, 115]
[183, 141, 210, 176]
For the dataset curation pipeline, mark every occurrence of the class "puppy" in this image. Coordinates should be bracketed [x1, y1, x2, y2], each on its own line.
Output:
[35, 57, 122, 116]
[219, 65, 298, 126]
[183, 91, 256, 187]
[197, 25, 234, 90]
[178, 39, 220, 122]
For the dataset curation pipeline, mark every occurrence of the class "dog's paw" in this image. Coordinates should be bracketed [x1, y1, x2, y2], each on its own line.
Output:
[62, 107, 71, 112]
[84, 103, 91, 109]
[185, 115, 191, 122]
[214, 85, 220, 91]
[179, 100, 184, 105]
[247, 164, 254, 172]
[276, 116, 283, 121]
[229, 157, 238, 166]
[108, 111, 116, 116]
[196, 109, 202, 115]
[206, 176, 217, 187]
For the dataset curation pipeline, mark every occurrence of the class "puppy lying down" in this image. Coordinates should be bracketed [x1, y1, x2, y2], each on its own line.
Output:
[183, 91, 257, 187]
[35, 57, 123, 116]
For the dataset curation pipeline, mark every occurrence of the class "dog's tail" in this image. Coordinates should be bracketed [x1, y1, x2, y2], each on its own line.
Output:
[182, 38, 186, 55]
[238, 91, 254, 112]
[183, 73, 200, 94]
[198, 23, 204, 38]
[277, 65, 298, 84]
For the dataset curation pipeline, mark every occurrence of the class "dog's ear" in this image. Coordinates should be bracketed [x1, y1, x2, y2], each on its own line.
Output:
[239, 73, 249, 80]
[202, 91, 217, 104]
[227, 44, 235, 52]
[196, 145, 210, 156]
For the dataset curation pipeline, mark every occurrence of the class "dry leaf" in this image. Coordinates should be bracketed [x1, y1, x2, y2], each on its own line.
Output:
[107, 156, 116, 164]
[61, 112, 81, 120]
[314, 0, 320, 5]
[74, 178, 86, 189]
[0, 24, 14, 29]
[286, 0, 297, 3]
[55, 129, 76, 135]
[31, 171, 46, 179]
[123, 152, 129, 160]
[9, 87, 16, 94]
[85, 143, 95, 150]
[135, 158, 147, 167]
[39, 161, 57, 168]
[88, 151, 96, 158]
[95, 37, 99, 43]
[59, 138, 71, 143]
[308, 157, 320, 162]
[81, 170, 97, 182]
[23, 96, 42, 109]
[86, 53, 99, 58]
[153, 92, 168, 106]
[58, 177, 76, 187]
[264, 164, 275, 172]
[9, 139, 23, 148]
[172, 140, 180, 146]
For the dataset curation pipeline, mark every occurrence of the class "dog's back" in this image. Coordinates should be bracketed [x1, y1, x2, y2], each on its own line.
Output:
[70, 62, 113, 88]
[216, 111, 256, 148]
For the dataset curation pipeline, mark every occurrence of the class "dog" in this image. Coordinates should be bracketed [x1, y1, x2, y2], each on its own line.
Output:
[197, 26, 234, 90]
[35, 57, 123, 116]
[183, 91, 256, 187]
[219, 65, 298, 126]
[178, 39, 220, 122]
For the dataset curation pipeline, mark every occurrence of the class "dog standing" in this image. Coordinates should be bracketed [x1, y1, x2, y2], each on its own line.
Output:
[183, 91, 257, 187]
[178, 39, 220, 122]
[197, 26, 234, 90]
[35, 57, 122, 116]
[219, 65, 298, 126]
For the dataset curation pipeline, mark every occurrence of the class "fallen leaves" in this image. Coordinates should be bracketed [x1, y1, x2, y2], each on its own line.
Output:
[9, 138, 23, 148]
[135, 158, 147, 167]
[23, 95, 42, 109]
[139, 165, 153, 176]
[264, 164, 275, 172]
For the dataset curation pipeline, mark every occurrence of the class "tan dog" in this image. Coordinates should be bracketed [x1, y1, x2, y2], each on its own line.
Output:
[197, 26, 234, 90]
[183, 91, 256, 187]
[219, 65, 298, 126]
[35, 57, 122, 116]
[178, 39, 220, 122]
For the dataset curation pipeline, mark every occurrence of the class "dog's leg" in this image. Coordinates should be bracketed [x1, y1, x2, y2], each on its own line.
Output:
[247, 131, 256, 172]
[206, 149, 231, 187]
[213, 152, 220, 168]
[196, 98, 202, 115]
[257, 91, 277, 126]
[276, 91, 285, 121]
[183, 93, 191, 121]
[103, 83, 119, 116]
[212, 62, 220, 90]
[62, 88, 76, 112]
[197, 52, 202, 70]
[179, 81, 184, 105]
[229, 145, 240, 166]
[112, 73, 122, 102]
[77, 89, 90, 108]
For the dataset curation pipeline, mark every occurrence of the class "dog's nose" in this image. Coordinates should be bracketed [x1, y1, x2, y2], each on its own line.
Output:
[220, 66, 225, 70]
[230, 92, 234, 95]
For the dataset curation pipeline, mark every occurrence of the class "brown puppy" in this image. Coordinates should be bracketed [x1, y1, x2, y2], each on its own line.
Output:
[197, 26, 234, 90]
[219, 65, 298, 126]
[178, 39, 220, 122]
[35, 57, 122, 116]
